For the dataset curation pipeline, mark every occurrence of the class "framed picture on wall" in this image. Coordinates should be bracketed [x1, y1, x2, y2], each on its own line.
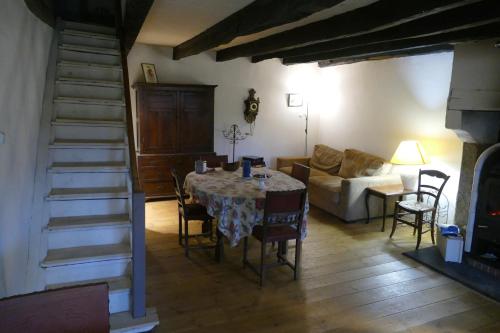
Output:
[141, 63, 158, 83]
[287, 93, 303, 107]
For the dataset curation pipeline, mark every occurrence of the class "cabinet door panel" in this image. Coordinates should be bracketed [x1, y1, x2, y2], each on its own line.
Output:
[140, 91, 177, 154]
[179, 91, 213, 153]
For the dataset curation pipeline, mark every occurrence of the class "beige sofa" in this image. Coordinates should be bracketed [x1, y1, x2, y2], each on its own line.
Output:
[277, 144, 402, 222]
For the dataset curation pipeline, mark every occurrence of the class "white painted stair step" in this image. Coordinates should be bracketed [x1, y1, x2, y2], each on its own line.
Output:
[41, 243, 131, 268]
[47, 186, 129, 200]
[56, 82, 123, 101]
[52, 125, 125, 141]
[57, 77, 123, 88]
[49, 139, 127, 149]
[50, 148, 126, 164]
[54, 102, 124, 122]
[62, 29, 117, 40]
[59, 48, 121, 66]
[57, 61, 123, 82]
[60, 33, 119, 50]
[59, 43, 120, 56]
[48, 162, 128, 173]
[54, 96, 125, 106]
[47, 227, 130, 251]
[47, 276, 131, 314]
[48, 199, 129, 220]
[110, 308, 159, 333]
[63, 21, 116, 35]
[58, 60, 122, 71]
[47, 214, 130, 231]
[52, 118, 125, 127]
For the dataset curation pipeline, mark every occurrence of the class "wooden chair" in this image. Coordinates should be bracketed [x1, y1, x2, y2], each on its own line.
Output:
[243, 189, 307, 286]
[291, 163, 311, 187]
[390, 169, 450, 250]
[204, 155, 228, 168]
[171, 168, 214, 257]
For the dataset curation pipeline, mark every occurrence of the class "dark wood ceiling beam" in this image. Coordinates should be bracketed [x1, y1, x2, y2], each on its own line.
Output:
[252, 0, 500, 63]
[317, 45, 455, 67]
[282, 23, 500, 65]
[172, 0, 347, 60]
[123, 0, 154, 52]
[216, 0, 482, 62]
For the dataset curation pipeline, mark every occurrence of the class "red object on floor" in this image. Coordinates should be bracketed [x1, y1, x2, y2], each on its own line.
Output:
[0, 283, 109, 333]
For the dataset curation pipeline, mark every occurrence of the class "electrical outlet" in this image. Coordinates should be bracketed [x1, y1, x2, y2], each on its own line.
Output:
[0, 132, 5, 144]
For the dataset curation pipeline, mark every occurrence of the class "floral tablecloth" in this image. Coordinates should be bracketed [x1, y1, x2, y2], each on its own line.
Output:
[184, 168, 308, 247]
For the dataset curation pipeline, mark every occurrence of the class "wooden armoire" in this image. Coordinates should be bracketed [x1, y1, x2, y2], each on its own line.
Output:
[134, 83, 216, 198]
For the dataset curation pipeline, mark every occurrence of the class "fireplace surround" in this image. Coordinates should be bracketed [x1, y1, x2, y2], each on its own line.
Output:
[465, 143, 500, 270]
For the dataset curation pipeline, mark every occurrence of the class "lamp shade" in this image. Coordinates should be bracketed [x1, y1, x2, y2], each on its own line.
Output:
[390, 140, 428, 165]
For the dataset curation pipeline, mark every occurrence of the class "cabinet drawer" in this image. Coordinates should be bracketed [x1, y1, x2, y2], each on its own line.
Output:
[143, 181, 174, 197]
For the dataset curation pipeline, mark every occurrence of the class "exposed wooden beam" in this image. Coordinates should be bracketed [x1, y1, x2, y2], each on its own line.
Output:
[172, 0, 347, 60]
[317, 45, 455, 67]
[252, 0, 500, 63]
[123, 0, 154, 52]
[216, 0, 481, 62]
[283, 23, 500, 65]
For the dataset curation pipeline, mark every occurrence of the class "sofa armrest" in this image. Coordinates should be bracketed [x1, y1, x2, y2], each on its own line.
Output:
[276, 156, 311, 170]
[339, 174, 402, 221]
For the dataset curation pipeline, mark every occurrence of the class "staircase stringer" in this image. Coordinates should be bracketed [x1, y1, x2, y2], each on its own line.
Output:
[26, 20, 62, 293]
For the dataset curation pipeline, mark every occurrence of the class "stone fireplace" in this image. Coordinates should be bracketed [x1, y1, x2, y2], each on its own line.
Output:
[465, 143, 500, 274]
[445, 39, 500, 272]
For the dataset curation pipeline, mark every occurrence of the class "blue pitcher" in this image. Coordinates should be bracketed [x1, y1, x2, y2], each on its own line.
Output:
[242, 160, 251, 178]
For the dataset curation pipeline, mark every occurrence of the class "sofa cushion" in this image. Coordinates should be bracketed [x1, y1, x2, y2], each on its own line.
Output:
[338, 149, 390, 179]
[279, 166, 330, 177]
[309, 176, 343, 204]
[310, 144, 343, 175]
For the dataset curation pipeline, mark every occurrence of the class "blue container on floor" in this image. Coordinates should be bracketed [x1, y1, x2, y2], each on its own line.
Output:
[242, 160, 251, 178]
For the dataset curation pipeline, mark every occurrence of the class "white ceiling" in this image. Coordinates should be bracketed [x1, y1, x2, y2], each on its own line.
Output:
[136, 0, 379, 50]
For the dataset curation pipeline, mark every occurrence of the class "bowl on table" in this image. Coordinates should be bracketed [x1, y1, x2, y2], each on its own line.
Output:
[221, 161, 240, 171]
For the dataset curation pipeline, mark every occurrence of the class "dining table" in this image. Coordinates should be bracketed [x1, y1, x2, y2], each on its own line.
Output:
[184, 167, 309, 249]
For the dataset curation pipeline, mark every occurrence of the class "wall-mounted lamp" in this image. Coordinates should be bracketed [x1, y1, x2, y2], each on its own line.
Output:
[287, 93, 309, 156]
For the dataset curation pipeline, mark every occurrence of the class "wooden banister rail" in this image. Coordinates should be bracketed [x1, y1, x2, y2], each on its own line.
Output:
[115, 0, 146, 319]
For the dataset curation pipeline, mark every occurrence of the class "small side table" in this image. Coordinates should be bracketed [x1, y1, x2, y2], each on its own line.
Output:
[365, 184, 417, 232]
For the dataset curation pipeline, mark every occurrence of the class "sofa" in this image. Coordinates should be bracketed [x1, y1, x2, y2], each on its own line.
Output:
[277, 144, 402, 222]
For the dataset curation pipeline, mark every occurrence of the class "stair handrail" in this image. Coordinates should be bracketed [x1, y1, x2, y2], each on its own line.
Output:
[115, 1, 146, 319]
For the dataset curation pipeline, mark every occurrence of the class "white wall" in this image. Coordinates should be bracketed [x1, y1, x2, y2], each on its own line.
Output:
[127, 44, 462, 222]
[316, 53, 462, 222]
[0, 0, 52, 297]
[127, 43, 321, 166]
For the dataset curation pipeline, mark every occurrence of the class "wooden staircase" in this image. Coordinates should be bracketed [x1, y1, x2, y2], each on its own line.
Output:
[32, 20, 158, 332]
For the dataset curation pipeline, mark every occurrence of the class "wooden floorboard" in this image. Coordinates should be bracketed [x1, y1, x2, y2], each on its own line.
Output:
[145, 201, 500, 333]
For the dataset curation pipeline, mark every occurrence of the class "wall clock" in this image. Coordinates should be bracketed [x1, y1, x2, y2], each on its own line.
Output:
[244, 88, 260, 124]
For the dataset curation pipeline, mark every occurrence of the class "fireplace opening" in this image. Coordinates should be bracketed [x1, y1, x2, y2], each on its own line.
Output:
[468, 144, 500, 274]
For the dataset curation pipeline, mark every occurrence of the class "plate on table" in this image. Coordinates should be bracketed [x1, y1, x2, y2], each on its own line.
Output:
[253, 174, 271, 179]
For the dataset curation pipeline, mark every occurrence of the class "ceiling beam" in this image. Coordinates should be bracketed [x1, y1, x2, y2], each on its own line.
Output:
[172, 0, 347, 60]
[216, 0, 481, 62]
[252, 0, 500, 63]
[123, 0, 154, 52]
[282, 23, 500, 65]
[317, 45, 455, 67]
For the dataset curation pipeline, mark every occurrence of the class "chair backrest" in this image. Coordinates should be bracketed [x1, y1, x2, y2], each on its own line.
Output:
[291, 163, 311, 187]
[263, 189, 307, 234]
[205, 155, 229, 168]
[417, 169, 450, 209]
[171, 168, 186, 209]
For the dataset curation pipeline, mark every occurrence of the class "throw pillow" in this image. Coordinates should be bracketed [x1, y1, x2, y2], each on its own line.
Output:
[310, 144, 343, 175]
[338, 149, 387, 178]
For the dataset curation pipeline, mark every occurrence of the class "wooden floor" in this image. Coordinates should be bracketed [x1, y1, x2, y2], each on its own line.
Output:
[145, 200, 500, 333]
